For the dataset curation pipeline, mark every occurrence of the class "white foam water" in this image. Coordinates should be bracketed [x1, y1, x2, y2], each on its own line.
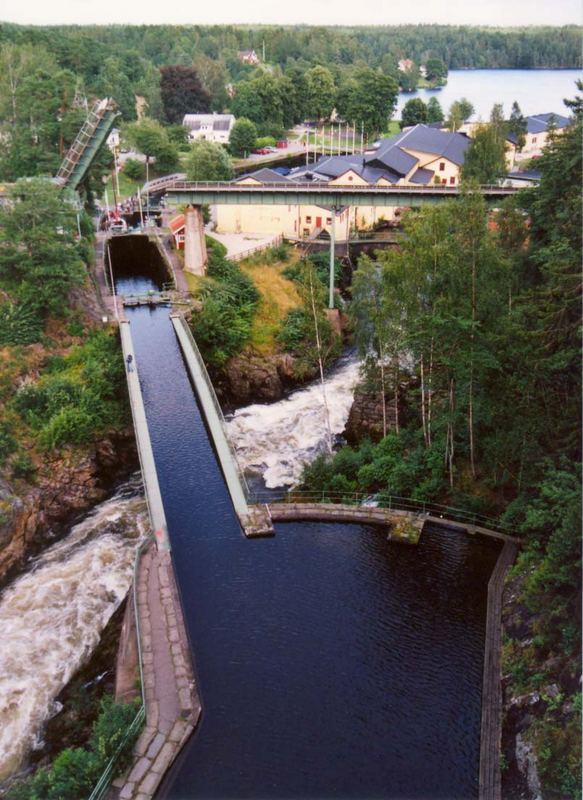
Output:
[226, 358, 360, 488]
[0, 485, 147, 780]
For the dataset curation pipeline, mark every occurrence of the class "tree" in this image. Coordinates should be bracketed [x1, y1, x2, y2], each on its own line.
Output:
[462, 105, 508, 184]
[508, 100, 527, 151]
[123, 118, 179, 175]
[160, 65, 211, 124]
[351, 257, 407, 436]
[398, 62, 420, 92]
[185, 140, 233, 181]
[336, 69, 398, 136]
[229, 117, 257, 157]
[447, 98, 474, 131]
[192, 53, 228, 112]
[425, 58, 448, 85]
[305, 65, 336, 121]
[563, 78, 583, 120]
[0, 178, 86, 322]
[427, 97, 444, 124]
[400, 98, 427, 129]
[231, 74, 284, 128]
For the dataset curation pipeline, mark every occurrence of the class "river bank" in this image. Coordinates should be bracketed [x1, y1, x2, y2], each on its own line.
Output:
[0, 482, 147, 784]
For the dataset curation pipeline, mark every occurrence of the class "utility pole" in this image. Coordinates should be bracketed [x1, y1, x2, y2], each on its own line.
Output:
[352, 121, 356, 154]
[328, 207, 336, 309]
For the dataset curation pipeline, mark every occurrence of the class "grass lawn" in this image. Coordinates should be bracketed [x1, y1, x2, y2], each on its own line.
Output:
[239, 252, 301, 355]
[102, 171, 141, 202]
[386, 120, 401, 135]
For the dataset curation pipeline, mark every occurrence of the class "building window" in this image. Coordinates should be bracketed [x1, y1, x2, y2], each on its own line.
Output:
[326, 217, 332, 225]
[532, 137, 537, 144]
[439, 162, 445, 171]
[348, 175, 353, 181]
[450, 176, 455, 184]
[442, 178, 447, 185]
[302, 228, 310, 238]
[305, 216, 312, 223]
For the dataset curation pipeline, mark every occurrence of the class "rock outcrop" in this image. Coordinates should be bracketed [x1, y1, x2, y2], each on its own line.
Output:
[343, 384, 410, 444]
[0, 429, 138, 588]
[217, 352, 318, 406]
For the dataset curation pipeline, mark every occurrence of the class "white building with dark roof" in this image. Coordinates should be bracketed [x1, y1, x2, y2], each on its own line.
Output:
[506, 112, 571, 165]
[182, 113, 235, 145]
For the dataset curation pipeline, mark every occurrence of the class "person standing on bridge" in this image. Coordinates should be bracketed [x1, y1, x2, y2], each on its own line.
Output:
[126, 354, 133, 372]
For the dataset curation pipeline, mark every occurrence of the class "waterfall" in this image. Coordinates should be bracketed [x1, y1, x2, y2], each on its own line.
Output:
[226, 357, 360, 489]
[0, 482, 147, 781]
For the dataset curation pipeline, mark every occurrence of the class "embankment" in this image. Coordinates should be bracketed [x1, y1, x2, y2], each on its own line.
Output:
[0, 429, 138, 588]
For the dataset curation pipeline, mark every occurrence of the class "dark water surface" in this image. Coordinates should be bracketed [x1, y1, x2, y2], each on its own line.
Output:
[116, 261, 500, 799]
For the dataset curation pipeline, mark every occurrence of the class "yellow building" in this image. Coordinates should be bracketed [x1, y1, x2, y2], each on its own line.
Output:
[215, 126, 471, 241]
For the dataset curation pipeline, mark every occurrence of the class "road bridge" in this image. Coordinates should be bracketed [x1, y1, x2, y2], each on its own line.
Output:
[161, 180, 520, 305]
[164, 180, 520, 208]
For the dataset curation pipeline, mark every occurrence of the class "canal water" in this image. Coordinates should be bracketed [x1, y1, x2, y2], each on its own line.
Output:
[113, 247, 501, 799]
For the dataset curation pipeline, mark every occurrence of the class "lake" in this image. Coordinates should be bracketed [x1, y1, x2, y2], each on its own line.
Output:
[395, 68, 582, 119]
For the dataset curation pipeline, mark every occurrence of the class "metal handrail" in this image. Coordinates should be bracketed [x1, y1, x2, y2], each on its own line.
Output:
[87, 534, 153, 800]
[230, 234, 284, 262]
[249, 489, 517, 534]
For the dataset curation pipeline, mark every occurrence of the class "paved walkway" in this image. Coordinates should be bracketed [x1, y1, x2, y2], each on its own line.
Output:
[267, 503, 424, 543]
[113, 544, 200, 800]
[206, 230, 281, 260]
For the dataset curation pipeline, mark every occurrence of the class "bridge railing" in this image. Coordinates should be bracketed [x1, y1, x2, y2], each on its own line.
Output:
[166, 180, 519, 195]
[248, 489, 517, 535]
[88, 534, 153, 800]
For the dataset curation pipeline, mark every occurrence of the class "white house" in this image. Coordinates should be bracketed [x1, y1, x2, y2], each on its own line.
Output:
[182, 114, 236, 145]
[506, 112, 571, 167]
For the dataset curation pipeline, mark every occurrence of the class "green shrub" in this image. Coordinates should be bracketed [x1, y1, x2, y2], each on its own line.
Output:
[40, 407, 95, 450]
[10, 451, 36, 480]
[190, 248, 259, 366]
[14, 330, 127, 450]
[123, 159, 145, 181]
[6, 696, 141, 800]
[255, 136, 276, 148]
[276, 308, 308, 352]
[0, 302, 43, 345]
[0, 420, 16, 465]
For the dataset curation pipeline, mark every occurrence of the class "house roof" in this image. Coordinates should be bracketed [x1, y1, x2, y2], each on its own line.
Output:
[506, 112, 571, 143]
[169, 214, 185, 233]
[231, 125, 468, 190]
[409, 167, 435, 185]
[235, 168, 289, 183]
[182, 114, 235, 132]
[506, 170, 541, 181]
[375, 125, 471, 166]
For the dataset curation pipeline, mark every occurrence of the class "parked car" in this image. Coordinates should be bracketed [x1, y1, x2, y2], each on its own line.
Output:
[252, 147, 270, 155]
[276, 140, 288, 149]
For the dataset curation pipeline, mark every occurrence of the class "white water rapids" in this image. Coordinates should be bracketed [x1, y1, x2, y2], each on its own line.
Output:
[0, 484, 147, 781]
[226, 357, 360, 488]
